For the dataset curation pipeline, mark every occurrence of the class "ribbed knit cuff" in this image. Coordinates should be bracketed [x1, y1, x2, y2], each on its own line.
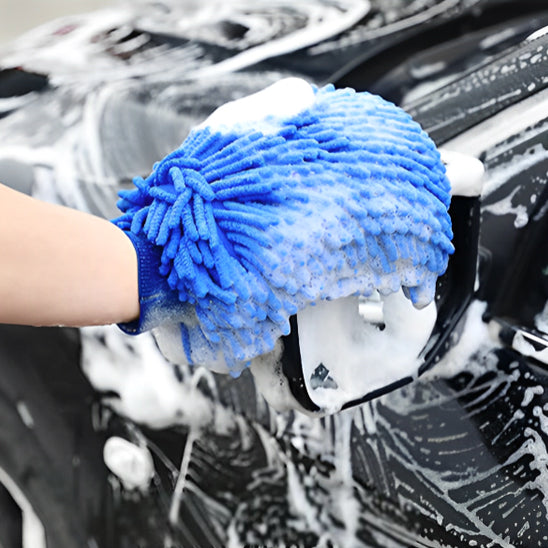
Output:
[117, 230, 182, 335]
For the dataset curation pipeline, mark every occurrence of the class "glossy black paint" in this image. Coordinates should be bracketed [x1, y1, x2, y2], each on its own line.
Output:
[0, 2, 547, 547]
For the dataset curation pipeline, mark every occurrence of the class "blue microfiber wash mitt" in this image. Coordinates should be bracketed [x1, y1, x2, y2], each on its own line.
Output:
[113, 78, 453, 377]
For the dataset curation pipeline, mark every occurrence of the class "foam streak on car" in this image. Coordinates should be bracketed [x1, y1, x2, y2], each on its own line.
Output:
[0, 1, 547, 547]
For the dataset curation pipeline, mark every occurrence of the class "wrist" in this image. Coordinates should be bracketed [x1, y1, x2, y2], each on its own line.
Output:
[116, 229, 183, 334]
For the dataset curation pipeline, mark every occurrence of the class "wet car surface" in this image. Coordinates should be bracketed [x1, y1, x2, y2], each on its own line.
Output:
[0, 1, 547, 546]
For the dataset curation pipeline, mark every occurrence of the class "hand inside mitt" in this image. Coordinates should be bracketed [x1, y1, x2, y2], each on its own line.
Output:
[112, 77, 453, 378]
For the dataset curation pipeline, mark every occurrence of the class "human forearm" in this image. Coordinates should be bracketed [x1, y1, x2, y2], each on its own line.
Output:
[0, 183, 139, 327]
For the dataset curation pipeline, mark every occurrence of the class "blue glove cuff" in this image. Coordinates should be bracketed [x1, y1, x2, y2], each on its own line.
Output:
[117, 229, 183, 335]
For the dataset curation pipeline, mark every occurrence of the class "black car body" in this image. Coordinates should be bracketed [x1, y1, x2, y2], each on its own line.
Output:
[0, 1, 547, 546]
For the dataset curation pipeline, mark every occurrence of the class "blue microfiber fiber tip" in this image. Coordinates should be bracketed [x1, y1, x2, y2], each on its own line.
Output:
[114, 80, 453, 375]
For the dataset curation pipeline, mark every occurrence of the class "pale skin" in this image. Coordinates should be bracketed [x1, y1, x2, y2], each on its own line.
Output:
[0, 182, 140, 327]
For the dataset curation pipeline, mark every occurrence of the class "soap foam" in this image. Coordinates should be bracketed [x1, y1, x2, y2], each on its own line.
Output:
[297, 291, 437, 413]
[199, 77, 316, 134]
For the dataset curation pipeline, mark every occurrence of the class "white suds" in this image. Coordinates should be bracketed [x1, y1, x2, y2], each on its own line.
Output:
[440, 149, 484, 197]
[482, 185, 530, 228]
[103, 436, 155, 491]
[535, 300, 548, 335]
[423, 300, 493, 380]
[249, 341, 307, 414]
[81, 325, 214, 429]
[297, 291, 437, 413]
[199, 77, 315, 134]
